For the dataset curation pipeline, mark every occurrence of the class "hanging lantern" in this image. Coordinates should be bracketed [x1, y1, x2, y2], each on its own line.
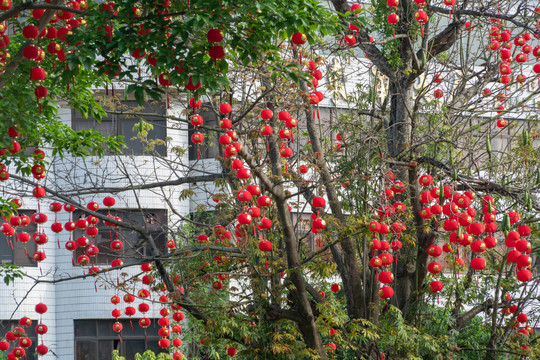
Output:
[470, 258, 486, 270]
[207, 29, 224, 43]
[378, 286, 394, 299]
[429, 280, 443, 293]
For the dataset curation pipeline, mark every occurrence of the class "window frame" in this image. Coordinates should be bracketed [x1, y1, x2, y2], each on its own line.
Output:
[71, 100, 168, 156]
[72, 209, 168, 266]
[73, 319, 168, 360]
[0, 210, 38, 267]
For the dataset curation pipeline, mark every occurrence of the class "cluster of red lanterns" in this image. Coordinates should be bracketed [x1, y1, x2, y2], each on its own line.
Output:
[484, 23, 540, 132]
[501, 292, 533, 350]
[0, 127, 55, 267]
[110, 272, 185, 358]
[0, 304, 49, 359]
[49, 197, 120, 271]
[0, 126, 24, 182]
[12, 1, 88, 113]
[367, 172, 407, 301]
[487, 23, 538, 88]
[416, 173, 534, 294]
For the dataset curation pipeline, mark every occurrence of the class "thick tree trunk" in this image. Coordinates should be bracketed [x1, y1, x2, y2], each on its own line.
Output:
[300, 81, 365, 321]
[253, 89, 328, 359]
[387, 77, 413, 160]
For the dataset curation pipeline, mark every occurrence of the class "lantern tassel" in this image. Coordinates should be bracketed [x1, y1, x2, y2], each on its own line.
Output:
[421, 25, 424, 38]
[196, 146, 199, 160]
[130, 320, 133, 331]
[118, 334, 122, 343]
[266, 139, 269, 152]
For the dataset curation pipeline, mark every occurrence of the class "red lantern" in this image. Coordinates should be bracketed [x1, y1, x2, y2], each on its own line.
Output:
[258, 240, 272, 252]
[429, 280, 443, 293]
[344, 35, 356, 46]
[428, 245, 442, 257]
[207, 29, 223, 43]
[427, 261, 442, 274]
[496, 119, 507, 128]
[291, 32, 307, 45]
[208, 45, 225, 60]
[517, 269, 532, 282]
[378, 286, 394, 299]
[191, 133, 204, 144]
[260, 109, 273, 119]
[470, 258, 486, 270]
[220, 103, 232, 114]
[378, 271, 394, 284]
[387, 14, 399, 24]
[414, 10, 428, 37]
[35, 303, 48, 314]
[23, 25, 39, 39]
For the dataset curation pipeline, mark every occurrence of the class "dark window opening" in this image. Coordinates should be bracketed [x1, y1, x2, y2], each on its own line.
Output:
[0, 210, 38, 266]
[72, 209, 168, 266]
[72, 101, 167, 156]
[74, 319, 167, 360]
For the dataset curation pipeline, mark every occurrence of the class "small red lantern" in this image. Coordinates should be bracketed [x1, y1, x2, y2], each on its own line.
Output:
[387, 14, 399, 24]
[496, 119, 507, 128]
[414, 10, 428, 37]
[207, 29, 223, 43]
[378, 286, 394, 299]
[429, 280, 443, 293]
[258, 240, 272, 252]
[219, 103, 232, 114]
[291, 32, 307, 45]
[35, 303, 48, 314]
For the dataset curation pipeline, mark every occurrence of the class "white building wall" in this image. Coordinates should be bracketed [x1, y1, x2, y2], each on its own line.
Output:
[0, 103, 191, 359]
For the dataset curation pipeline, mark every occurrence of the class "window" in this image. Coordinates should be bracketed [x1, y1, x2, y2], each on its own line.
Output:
[0, 319, 38, 360]
[74, 319, 167, 360]
[73, 209, 168, 266]
[0, 211, 37, 266]
[72, 101, 167, 156]
[189, 104, 220, 161]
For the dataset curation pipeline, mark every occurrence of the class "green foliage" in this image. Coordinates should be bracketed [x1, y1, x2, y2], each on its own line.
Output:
[112, 349, 172, 360]
[0, 264, 24, 286]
